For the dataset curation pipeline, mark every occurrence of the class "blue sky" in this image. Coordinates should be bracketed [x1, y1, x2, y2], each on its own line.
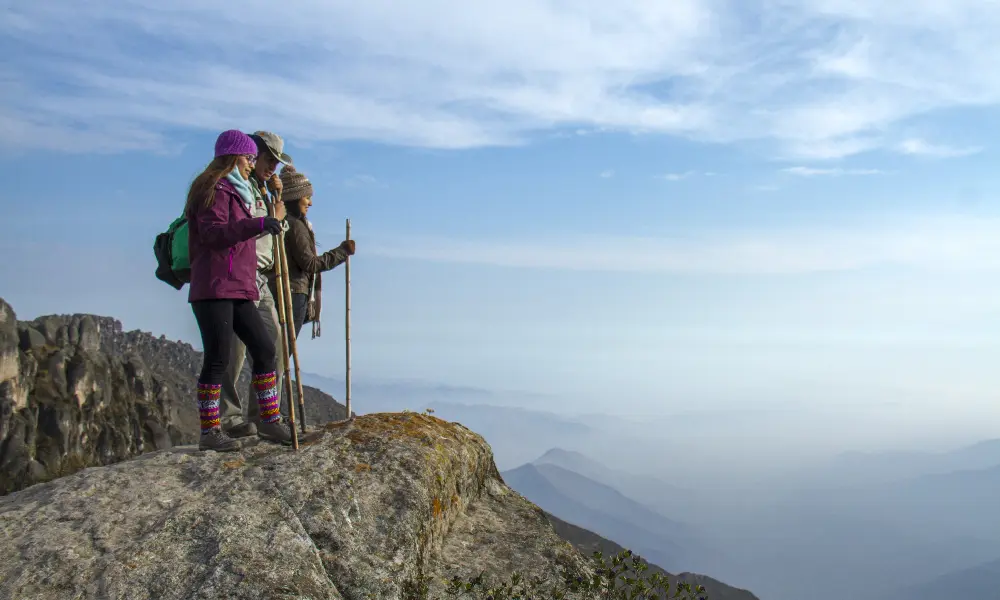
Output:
[4, 1, 1000, 450]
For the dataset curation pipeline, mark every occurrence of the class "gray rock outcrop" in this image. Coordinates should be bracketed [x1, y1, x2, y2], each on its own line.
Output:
[0, 412, 589, 600]
[0, 298, 349, 496]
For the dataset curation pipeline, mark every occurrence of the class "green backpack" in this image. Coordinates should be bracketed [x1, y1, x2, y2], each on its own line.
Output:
[153, 216, 191, 290]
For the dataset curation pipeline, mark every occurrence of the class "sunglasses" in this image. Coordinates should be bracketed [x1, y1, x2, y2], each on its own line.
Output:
[243, 154, 257, 165]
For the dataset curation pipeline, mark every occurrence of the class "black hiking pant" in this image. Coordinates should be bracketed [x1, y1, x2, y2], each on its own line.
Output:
[191, 299, 277, 385]
[291, 293, 308, 339]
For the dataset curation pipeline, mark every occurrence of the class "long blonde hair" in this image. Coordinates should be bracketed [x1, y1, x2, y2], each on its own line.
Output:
[184, 154, 240, 218]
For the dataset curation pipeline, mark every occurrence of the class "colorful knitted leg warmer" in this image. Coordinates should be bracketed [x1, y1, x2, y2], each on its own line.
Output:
[253, 371, 281, 424]
[197, 383, 222, 434]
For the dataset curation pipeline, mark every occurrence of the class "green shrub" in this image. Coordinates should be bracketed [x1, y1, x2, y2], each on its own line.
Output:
[442, 549, 708, 600]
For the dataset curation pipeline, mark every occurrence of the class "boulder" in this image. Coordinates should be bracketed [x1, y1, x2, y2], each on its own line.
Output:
[0, 412, 588, 600]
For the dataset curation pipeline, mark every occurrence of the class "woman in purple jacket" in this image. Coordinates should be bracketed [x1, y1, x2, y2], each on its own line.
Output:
[185, 130, 291, 451]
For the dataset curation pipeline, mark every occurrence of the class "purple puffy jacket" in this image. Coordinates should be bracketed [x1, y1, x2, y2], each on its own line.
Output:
[187, 178, 267, 303]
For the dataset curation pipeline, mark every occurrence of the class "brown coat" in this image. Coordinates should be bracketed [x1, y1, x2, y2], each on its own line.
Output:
[281, 214, 349, 295]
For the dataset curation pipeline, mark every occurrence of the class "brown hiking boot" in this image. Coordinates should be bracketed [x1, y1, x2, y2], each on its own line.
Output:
[224, 421, 257, 439]
[199, 428, 240, 452]
[257, 419, 293, 445]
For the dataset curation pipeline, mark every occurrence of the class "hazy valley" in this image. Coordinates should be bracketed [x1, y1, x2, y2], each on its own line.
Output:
[303, 371, 1000, 600]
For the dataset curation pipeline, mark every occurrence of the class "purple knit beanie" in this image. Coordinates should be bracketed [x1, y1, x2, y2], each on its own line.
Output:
[214, 130, 259, 158]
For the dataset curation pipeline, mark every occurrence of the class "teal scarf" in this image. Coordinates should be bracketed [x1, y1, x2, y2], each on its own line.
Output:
[226, 169, 255, 208]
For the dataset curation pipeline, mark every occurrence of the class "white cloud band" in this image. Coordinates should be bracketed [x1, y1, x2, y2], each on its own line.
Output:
[357, 215, 1000, 274]
[3, 1, 996, 159]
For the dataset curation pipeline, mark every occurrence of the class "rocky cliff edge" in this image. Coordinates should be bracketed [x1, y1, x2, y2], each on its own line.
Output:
[0, 297, 348, 496]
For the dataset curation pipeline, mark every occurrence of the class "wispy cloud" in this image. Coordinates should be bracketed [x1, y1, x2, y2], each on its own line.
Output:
[4, 2, 1000, 159]
[365, 215, 1000, 275]
[657, 171, 699, 181]
[782, 166, 884, 177]
[599, 169, 615, 179]
[344, 174, 382, 188]
[896, 138, 983, 158]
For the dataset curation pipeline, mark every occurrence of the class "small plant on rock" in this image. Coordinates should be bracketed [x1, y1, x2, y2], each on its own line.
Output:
[444, 549, 708, 600]
[445, 571, 567, 599]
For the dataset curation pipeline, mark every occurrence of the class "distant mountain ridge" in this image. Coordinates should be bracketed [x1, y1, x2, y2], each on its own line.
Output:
[497, 451, 754, 598]
[886, 556, 1000, 600]
[528, 461, 691, 540]
[543, 511, 760, 600]
[501, 449, 740, 586]
[502, 462, 689, 570]
[532, 447, 706, 521]
[299, 371, 594, 469]
[796, 438, 1000, 488]
[298, 371, 550, 410]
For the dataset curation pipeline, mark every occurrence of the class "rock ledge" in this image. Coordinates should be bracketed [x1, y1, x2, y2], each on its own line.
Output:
[0, 412, 587, 600]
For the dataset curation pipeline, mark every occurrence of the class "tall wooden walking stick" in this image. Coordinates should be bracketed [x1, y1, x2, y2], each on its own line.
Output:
[270, 192, 299, 450]
[277, 236, 309, 434]
[345, 218, 352, 420]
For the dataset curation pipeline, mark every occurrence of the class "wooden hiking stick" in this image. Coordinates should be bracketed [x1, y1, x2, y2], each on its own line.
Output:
[277, 235, 308, 434]
[345, 218, 352, 420]
[270, 192, 299, 450]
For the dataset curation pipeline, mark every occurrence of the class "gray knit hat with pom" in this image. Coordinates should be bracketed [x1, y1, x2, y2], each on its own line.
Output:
[279, 164, 314, 201]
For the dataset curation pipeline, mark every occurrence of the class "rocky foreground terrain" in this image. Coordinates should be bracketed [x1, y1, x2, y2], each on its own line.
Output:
[0, 412, 592, 599]
[0, 298, 347, 496]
